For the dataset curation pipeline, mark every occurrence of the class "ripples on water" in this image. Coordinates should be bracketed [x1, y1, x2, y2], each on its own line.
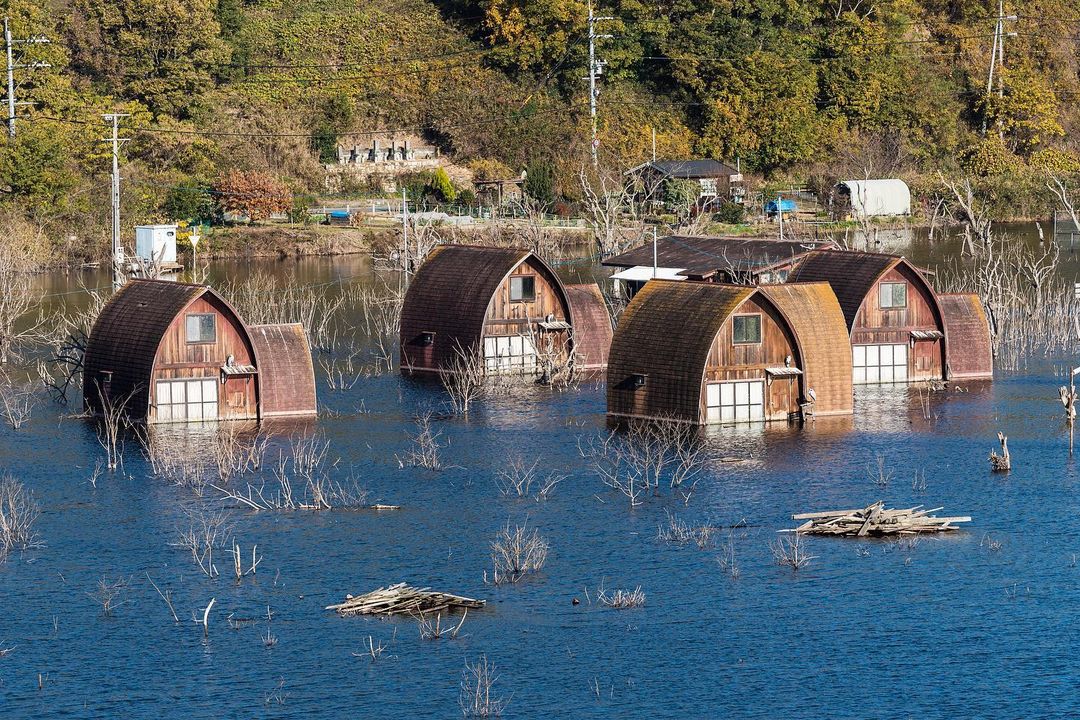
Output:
[3, 235, 1080, 717]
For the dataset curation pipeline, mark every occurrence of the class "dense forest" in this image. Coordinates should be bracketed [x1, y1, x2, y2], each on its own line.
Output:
[4, 0, 1080, 262]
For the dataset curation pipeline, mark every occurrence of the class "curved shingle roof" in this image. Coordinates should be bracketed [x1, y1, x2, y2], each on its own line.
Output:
[787, 250, 900, 329]
[249, 323, 317, 417]
[938, 293, 993, 379]
[607, 281, 754, 422]
[565, 283, 612, 371]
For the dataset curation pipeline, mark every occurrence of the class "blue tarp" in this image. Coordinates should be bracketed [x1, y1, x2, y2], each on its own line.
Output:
[764, 199, 797, 215]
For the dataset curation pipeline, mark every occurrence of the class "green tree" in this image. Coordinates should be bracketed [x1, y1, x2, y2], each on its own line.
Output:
[523, 158, 555, 207]
[163, 179, 216, 223]
[0, 125, 77, 215]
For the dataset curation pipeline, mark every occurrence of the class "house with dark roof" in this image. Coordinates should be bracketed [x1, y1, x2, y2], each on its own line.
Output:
[603, 235, 837, 297]
[628, 159, 745, 206]
[606, 280, 853, 425]
[84, 279, 317, 423]
[399, 245, 612, 376]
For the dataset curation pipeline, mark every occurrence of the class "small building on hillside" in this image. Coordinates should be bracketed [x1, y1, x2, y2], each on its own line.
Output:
[337, 135, 439, 165]
[788, 250, 948, 384]
[834, 179, 911, 219]
[628, 160, 745, 206]
[84, 279, 317, 423]
[475, 174, 526, 209]
[603, 236, 836, 298]
[937, 293, 994, 379]
[399, 245, 612, 376]
[606, 280, 852, 425]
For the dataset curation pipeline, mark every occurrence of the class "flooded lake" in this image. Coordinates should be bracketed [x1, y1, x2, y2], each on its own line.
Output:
[3, 224, 1080, 717]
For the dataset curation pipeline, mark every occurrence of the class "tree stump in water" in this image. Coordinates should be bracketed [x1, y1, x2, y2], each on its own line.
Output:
[989, 432, 1011, 472]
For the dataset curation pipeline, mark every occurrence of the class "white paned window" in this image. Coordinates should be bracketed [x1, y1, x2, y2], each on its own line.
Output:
[705, 380, 765, 424]
[185, 313, 217, 343]
[509, 276, 535, 302]
[483, 335, 537, 373]
[155, 378, 219, 423]
[852, 344, 908, 385]
[879, 282, 908, 309]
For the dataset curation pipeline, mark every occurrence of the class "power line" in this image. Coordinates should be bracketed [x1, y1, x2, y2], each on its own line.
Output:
[2, 16, 50, 138]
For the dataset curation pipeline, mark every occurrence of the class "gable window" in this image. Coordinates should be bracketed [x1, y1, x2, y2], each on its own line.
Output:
[732, 314, 762, 344]
[880, 282, 908, 309]
[509, 276, 536, 302]
[186, 313, 217, 344]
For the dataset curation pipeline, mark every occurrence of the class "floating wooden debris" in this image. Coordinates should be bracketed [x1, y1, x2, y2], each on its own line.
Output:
[785, 501, 971, 537]
[326, 583, 485, 617]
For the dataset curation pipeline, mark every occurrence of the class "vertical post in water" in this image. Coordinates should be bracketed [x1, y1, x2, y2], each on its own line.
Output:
[4, 18, 14, 139]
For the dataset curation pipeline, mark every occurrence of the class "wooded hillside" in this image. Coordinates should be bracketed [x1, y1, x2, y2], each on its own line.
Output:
[5, 0, 1080, 260]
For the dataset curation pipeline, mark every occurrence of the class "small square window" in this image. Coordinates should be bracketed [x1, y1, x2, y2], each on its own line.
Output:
[510, 276, 535, 302]
[186, 313, 217, 343]
[880, 282, 907, 309]
[732, 315, 761, 344]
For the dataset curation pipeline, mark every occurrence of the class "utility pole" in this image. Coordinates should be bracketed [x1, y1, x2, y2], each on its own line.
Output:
[2, 17, 51, 138]
[101, 113, 129, 290]
[402, 187, 409, 278]
[586, 2, 613, 169]
[777, 193, 785, 242]
[982, 1, 1017, 136]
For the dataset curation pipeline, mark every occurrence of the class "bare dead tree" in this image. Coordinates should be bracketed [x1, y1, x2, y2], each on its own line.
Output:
[494, 456, 564, 501]
[459, 656, 509, 718]
[770, 535, 816, 571]
[93, 383, 132, 471]
[442, 344, 486, 416]
[41, 287, 108, 403]
[357, 283, 404, 374]
[579, 165, 647, 258]
[0, 374, 37, 430]
[595, 583, 646, 608]
[397, 411, 444, 470]
[0, 475, 41, 562]
[171, 508, 234, 579]
[939, 174, 993, 253]
[489, 520, 549, 584]
[87, 575, 129, 617]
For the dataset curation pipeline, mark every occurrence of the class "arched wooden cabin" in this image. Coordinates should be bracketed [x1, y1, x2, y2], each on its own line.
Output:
[606, 280, 852, 425]
[788, 250, 950, 384]
[937, 293, 993, 379]
[399, 245, 612, 375]
[84, 279, 317, 423]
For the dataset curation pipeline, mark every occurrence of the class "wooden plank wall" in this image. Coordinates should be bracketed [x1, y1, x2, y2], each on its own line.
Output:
[483, 258, 570, 361]
[701, 297, 801, 421]
[851, 265, 944, 380]
[150, 295, 257, 421]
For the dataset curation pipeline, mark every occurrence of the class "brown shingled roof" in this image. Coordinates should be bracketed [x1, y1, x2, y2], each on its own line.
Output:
[758, 283, 853, 416]
[938, 293, 993, 379]
[400, 245, 535, 371]
[607, 281, 754, 423]
[565, 283, 612, 371]
[249, 323, 318, 417]
[787, 250, 903, 329]
[83, 279, 212, 415]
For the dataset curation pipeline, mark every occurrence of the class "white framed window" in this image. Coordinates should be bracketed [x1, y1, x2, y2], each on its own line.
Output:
[155, 378, 218, 422]
[483, 335, 537, 373]
[509, 276, 536, 302]
[879, 282, 907, 309]
[705, 380, 765, 424]
[699, 178, 718, 196]
[186, 313, 217, 344]
[852, 344, 908, 384]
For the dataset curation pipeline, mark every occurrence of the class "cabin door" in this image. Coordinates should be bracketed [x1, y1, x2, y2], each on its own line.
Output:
[705, 380, 765, 424]
[154, 378, 219, 423]
[852, 344, 908, 384]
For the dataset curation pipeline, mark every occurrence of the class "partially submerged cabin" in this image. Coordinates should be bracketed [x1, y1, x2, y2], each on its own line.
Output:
[84, 279, 317, 423]
[788, 250, 948, 384]
[399, 245, 612, 375]
[607, 280, 852, 425]
[937, 293, 994, 380]
[603, 236, 836, 298]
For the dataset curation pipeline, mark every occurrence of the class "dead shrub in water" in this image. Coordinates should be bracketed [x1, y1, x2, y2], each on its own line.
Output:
[580, 418, 708, 506]
[219, 274, 346, 353]
[866, 453, 893, 490]
[87, 575, 129, 617]
[0, 374, 36, 430]
[442, 344, 486, 416]
[356, 284, 404, 374]
[416, 610, 468, 640]
[770, 535, 816, 571]
[171, 508, 234, 579]
[489, 520, 549, 584]
[595, 584, 646, 609]
[494, 456, 564, 500]
[0, 476, 41, 562]
[656, 510, 713, 548]
[459, 655, 509, 718]
[397, 411, 444, 470]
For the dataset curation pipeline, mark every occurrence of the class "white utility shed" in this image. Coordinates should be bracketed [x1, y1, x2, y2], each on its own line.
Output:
[837, 179, 911, 218]
[135, 224, 178, 264]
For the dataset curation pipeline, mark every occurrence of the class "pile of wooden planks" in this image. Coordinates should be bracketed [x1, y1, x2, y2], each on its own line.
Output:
[326, 583, 485, 617]
[785, 501, 971, 537]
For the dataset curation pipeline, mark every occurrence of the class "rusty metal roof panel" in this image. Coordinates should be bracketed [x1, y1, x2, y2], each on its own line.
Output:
[564, 283, 612, 371]
[938, 293, 993, 379]
[607, 280, 754, 422]
[83, 279, 208, 415]
[400, 245, 531, 371]
[249, 323, 317, 417]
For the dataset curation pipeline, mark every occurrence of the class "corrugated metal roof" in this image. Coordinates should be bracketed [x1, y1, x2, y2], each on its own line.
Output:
[83, 279, 211, 416]
[604, 236, 833, 277]
[564, 283, 612, 371]
[399, 245, 534, 371]
[607, 281, 754, 423]
[758, 283, 853, 416]
[249, 323, 317, 417]
[938, 293, 993, 379]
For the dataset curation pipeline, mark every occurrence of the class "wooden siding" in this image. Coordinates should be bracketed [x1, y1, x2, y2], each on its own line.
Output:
[249, 323, 318, 416]
[565, 283, 613, 370]
[850, 264, 944, 380]
[149, 294, 257, 422]
[759, 283, 853, 416]
[939, 293, 993, 379]
[607, 281, 755, 423]
[483, 257, 571, 364]
[702, 296, 801, 421]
